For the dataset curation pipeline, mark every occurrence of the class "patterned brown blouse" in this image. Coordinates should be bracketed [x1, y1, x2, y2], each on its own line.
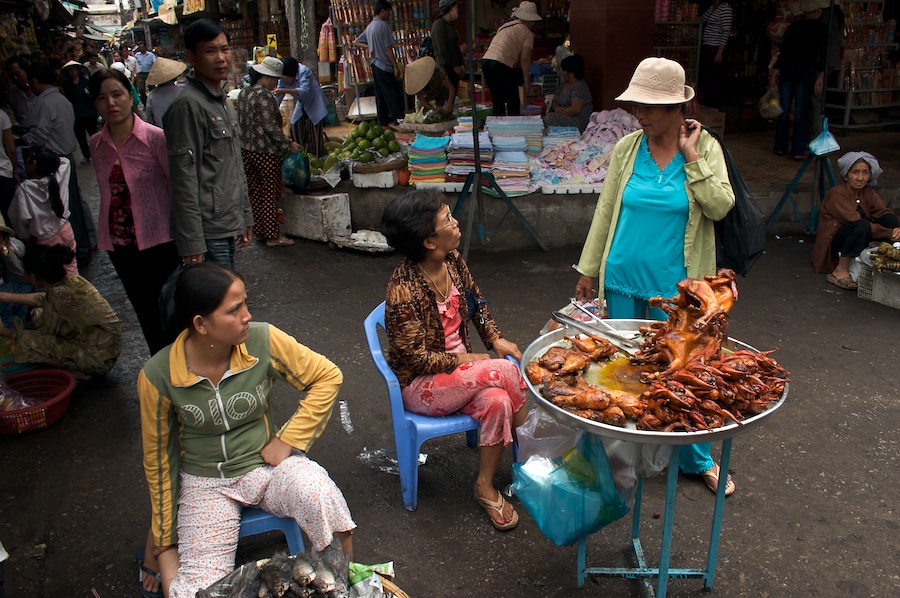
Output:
[236, 83, 291, 156]
[384, 250, 503, 388]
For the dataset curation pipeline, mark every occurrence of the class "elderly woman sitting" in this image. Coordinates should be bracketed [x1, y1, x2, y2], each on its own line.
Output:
[546, 54, 593, 132]
[381, 188, 527, 531]
[812, 151, 900, 289]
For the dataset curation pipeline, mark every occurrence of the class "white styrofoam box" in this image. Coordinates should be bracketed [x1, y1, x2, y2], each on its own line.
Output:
[280, 192, 351, 242]
[352, 170, 399, 188]
[413, 182, 464, 192]
[348, 96, 377, 119]
[540, 184, 604, 195]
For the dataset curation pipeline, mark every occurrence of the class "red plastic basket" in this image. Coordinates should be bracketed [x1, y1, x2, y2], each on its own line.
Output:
[0, 369, 76, 434]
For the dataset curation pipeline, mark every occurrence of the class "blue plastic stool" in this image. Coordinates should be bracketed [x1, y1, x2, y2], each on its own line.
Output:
[239, 507, 305, 554]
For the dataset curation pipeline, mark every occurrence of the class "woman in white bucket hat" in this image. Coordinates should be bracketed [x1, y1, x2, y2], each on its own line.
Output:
[574, 57, 738, 497]
[237, 57, 300, 248]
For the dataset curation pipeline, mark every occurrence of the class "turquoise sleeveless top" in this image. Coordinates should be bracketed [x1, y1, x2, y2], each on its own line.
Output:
[605, 137, 690, 299]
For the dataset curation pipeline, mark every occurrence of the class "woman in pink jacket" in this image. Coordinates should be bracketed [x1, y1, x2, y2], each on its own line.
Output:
[89, 68, 180, 355]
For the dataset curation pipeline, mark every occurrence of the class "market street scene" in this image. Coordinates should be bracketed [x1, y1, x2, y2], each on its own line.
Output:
[0, 1, 899, 597]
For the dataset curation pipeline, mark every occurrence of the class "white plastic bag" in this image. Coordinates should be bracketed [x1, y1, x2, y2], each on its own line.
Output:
[516, 407, 582, 463]
[808, 117, 840, 156]
[758, 87, 783, 120]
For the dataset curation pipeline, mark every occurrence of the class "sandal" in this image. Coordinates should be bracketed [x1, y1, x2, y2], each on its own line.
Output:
[474, 490, 519, 531]
[266, 237, 295, 247]
[826, 273, 857, 290]
[136, 547, 163, 598]
[700, 464, 735, 496]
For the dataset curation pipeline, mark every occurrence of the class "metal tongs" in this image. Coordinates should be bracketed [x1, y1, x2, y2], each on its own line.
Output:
[551, 308, 642, 355]
[569, 299, 643, 342]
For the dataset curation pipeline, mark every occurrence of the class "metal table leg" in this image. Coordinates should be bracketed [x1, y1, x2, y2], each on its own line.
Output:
[577, 442, 732, 597]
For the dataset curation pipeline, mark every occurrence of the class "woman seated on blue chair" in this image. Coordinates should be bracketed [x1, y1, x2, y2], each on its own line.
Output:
[381, 188, 528, 531]
[138, 262, 355, 597]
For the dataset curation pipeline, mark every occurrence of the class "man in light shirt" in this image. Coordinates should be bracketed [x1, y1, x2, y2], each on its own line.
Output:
[133, 41, 157, 106]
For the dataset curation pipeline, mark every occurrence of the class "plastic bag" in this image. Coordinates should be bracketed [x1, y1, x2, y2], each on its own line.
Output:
[516, 407, 583, 463]
[512, 433, 629, 546]
[808, 117, 840, 156]
[600, 437, 672, 505]
[282, 151, 310, 190]
[704, 126, 766, 276]
[758, 87, 783, 120]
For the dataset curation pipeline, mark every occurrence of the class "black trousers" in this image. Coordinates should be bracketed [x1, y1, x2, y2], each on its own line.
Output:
[371, 65, 404, 126]
[482, 59, 521, 116]
[0, 175, 14, 225]
[107, 241, 181, 355]
[699, 45, 724, 108]
[831, 213, 900, 259]
[64, 161, 95, 268]
[73, 114, 98, 161]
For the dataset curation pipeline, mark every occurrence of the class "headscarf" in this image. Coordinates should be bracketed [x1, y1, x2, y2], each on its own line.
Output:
[837, 151, 883, 187]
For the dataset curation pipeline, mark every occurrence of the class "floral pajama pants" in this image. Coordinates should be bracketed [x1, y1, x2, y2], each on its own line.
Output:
[168, 453, 355, 598]
[241, 149, 283, 241]
[401, 358, 527, 447]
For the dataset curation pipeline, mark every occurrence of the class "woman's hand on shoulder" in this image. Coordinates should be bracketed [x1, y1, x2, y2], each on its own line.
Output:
[261, 436, 293, 467]
[492, 337, 522, 362]
[679, 118, 702, 163]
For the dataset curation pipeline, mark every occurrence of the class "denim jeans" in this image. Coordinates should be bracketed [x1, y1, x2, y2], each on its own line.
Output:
[204, 237, 236, 270]
[775, 73, 816, 157]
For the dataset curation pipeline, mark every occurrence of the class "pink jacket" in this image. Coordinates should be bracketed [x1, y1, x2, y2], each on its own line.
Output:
[89, 115, 173, 251]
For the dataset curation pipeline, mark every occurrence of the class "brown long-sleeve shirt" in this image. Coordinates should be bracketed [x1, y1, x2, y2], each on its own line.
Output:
[384, 250, 502, 388]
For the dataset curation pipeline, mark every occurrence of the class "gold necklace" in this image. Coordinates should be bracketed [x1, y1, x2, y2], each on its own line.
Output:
[419, 264, 451, 301]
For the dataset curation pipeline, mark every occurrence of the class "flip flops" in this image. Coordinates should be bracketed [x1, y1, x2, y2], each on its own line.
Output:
[266, 237, 295, 247]
[474, 490, 519, 531]
[700, 464, 736, 496]
[136, 547, 163, 598]
[826, 273, 857, 290]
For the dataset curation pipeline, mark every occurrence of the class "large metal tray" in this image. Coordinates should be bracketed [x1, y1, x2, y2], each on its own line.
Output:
[520, 319, 789, 445]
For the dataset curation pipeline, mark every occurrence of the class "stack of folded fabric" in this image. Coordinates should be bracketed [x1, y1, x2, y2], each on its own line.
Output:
[491, 135, 527, 153]
[454, 117, 474, 133]
[446, 131, 493, 183]
[491, 150, 531, 193]
[407, 134, 450, 184]
[542, 126, 581, 150]
[486, 115, 544, 153]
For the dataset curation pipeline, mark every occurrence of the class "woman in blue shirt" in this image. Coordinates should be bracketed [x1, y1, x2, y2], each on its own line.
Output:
[574, 58, 736, 496]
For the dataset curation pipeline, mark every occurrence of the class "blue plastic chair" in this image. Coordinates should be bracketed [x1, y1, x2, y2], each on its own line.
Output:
[239, 507, 305, 554]
[364, 301, 519, 511]
[364, 301, 480, 511]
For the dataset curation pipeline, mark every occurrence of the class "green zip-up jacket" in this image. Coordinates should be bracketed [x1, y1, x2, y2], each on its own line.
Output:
[576, 129, 734, 304]
[138, 322, 341, 547]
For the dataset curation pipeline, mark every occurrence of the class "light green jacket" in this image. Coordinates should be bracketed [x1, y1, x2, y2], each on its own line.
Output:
[576, 129, 734, 304]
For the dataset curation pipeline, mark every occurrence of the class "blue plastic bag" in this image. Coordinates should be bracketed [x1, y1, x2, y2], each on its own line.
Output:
[512, 433, 629, 546]
[282, 151, 310, 189]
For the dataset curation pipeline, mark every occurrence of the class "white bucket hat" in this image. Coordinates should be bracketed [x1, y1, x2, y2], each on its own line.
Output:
[110, 61, 132, 79]
[615, 57, 695, 105]
[513, 1, 542, 21]
[251, 56, 284, 78]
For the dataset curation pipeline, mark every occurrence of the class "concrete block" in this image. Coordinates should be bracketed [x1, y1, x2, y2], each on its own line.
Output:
[352, 171, 399, 189]
[281, 192, 352, 242]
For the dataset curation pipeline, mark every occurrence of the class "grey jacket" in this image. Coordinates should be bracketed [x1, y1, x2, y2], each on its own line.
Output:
[164, 76, 252, 257]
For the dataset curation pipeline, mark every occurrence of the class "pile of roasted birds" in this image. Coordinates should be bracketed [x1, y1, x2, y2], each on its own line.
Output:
[526, 269, 790, 433]
[196, 543, 349, 598]
[870, 242, 900, 272]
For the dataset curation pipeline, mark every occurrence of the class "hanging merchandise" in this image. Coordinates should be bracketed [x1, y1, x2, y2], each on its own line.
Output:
[318, 17, 337, 63]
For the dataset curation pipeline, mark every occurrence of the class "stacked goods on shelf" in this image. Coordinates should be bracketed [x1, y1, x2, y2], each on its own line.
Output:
[542, 126, 580, 150]
[486, 116, 544, 153]
[491, 151, 531, 194]
[446, 131, 493, 183]
[408, 134, 449, 183]
[332, 0, 430, 84]
[223, 19, 253, 51]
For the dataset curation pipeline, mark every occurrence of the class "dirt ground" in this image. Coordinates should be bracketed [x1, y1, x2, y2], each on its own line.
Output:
[1, 138, 899, 597]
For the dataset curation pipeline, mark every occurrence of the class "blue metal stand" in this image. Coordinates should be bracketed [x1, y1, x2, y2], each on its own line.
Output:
[765, 154, 836, 235]
[451, 171, 549, 252]
[577, 438, 734, 597]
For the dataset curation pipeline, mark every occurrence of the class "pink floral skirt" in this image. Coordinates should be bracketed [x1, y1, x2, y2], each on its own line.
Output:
[401, 358, 526, 447]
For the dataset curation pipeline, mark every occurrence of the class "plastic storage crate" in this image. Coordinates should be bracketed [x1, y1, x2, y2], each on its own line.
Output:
[857, 259, 900, 309]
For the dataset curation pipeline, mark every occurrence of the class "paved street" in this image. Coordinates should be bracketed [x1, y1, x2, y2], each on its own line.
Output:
[1, 146, 899, 597]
